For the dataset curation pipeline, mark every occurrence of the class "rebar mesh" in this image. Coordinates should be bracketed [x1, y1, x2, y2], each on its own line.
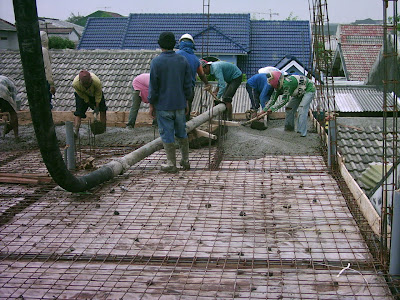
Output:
[0, 147, 395, 298]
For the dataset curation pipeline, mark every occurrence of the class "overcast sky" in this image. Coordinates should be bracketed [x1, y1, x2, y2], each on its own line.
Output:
[0, 0, 385, 24]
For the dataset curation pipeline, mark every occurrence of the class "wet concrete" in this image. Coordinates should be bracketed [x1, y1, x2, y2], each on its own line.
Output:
[0, 118, 321, 157]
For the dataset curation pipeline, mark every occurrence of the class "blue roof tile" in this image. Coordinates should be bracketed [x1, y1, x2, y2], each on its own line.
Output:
[78, 18, 128, 50]
[242, 20, 312, 77]
[122, 13, 250, 54]
[78, 15, 311, 78]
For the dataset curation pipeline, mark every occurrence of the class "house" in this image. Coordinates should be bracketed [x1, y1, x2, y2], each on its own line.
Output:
[330, 24, 384, 81]
[0, 18, 18, 50]
[77, 14, 312, 78]
[38, 18, 84, 43]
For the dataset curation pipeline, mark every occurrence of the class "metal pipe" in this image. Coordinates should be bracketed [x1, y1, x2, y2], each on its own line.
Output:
[12, 1, 225, 192]
[390, 190, 400, 276]
[97, 103, 226, 177]
[65, 121, 76, 170]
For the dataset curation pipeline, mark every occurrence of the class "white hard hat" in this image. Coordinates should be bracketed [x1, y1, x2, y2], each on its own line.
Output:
[179, 33, 194, 44]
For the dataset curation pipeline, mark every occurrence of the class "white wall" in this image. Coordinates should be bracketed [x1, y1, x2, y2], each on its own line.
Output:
[0, 31, 19, 50]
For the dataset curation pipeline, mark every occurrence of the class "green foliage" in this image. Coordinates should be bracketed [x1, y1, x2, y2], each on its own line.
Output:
[286, 12, 299, 21]
[66, 13, 86, 27]
[314, 41, 333, 69]
[48, 36, 75, 49]
[388, 15, 400, 31]
[206, 74, 216, 82]
[66, 11, 125, 27]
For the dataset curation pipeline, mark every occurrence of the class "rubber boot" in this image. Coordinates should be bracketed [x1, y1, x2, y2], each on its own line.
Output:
[177, 137, 190, 170]
[225, 102, 233, 121]
[161, 143, 178, 173]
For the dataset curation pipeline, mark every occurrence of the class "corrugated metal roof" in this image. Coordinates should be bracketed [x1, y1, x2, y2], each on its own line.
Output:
[312, 86, 397, 113]
[335, 92, 363, 112]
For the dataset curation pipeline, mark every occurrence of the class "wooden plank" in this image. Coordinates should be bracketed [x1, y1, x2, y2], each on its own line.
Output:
[0, 177, 39, 185]
[17, 111, 155, 127]
[0, 173, 52, 184]
[0, 172, 50, 178]
[210, 120, 240, 127]
[193, 128, 217, 140]
[338, 154, 381, 235]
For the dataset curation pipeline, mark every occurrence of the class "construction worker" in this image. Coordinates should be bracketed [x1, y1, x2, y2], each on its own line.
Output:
[262, 73, 316, 137]
[40, 31, 56, 109]
[148, 32, 192, 173]
[258, 66, 286, 75]
[0, 75, 19, 140]
[176, 33, 211, 120]
[245, 72, 276, 119]
[127, 73, 150, 129]
[201, 60, 242, 120]
[72, 70, 107, 137]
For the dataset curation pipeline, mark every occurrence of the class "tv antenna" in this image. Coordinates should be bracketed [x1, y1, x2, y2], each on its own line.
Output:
[269, 9, 279, 20]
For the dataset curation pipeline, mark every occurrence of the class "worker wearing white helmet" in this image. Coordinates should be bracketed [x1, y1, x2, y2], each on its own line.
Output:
[176, 33, 211, 120]
[179, 33, 195, 44]
[258, 66, 288, 75]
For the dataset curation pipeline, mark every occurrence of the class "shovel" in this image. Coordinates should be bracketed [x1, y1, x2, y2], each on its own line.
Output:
[206, 89, 225, 106]
[241, 111, 268, 126]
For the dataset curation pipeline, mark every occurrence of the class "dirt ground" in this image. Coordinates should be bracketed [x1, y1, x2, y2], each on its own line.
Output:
[0, 117, 322, 158]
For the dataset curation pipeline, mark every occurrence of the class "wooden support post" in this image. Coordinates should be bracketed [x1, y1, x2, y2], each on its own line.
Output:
[193, 128, 217, 140]
[210, 119, 240, 127]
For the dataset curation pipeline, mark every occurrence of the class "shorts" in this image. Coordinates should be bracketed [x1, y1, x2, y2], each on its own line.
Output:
[74, 92, 107, 118]
[156, 109, 187, 143]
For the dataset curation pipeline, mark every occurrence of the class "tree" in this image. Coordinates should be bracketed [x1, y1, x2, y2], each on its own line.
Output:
[48, 36, 75, 49]
[66, 13, 86, 27]
[286, 12, 299, 21]
[388, 15, 400, 31]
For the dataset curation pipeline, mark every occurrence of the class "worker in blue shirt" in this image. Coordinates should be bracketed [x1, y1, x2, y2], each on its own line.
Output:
[245, 73, 274, 119]
[148, 32, 193, 173]
[202, 60, 242, 121]
[245, 68, 287, 119]
[176, 34, 210, 120]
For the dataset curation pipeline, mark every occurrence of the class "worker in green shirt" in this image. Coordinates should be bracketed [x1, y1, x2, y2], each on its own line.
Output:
[263, 73, 316, 137]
